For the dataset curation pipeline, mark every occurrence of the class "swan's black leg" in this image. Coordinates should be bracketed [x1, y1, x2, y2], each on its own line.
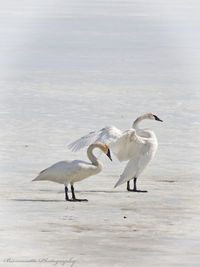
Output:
[65, 186, 71, 201]
[127, 181, 130, 191]
[127, 178, 148, 193]
[71, 185, 88, 202]
[133, 177, 148, 193]
[127, 180, 133, 191]
[134, 177, 137, 191]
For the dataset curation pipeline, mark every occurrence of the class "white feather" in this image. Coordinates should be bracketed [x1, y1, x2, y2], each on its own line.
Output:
[33, 143, 111, 199]
[109, 129, 145, 161]
[68, 113, 162, 189]
[33, 160, 100, 185]
[68, 126, 122, 152]
[114, 130, 158, 187]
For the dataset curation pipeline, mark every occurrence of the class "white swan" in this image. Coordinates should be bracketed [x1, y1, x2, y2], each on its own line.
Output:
[33, 142, 112, 201]
[68, 113, 163, 192]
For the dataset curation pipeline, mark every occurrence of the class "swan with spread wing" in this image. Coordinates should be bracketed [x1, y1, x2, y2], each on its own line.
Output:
[68, 113, 163, 192]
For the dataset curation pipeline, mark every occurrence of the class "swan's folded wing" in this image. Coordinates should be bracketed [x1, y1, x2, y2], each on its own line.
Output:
[68, 126, 122, 152]
[114, 142, 149, 188]
[110, 129, 146, 162]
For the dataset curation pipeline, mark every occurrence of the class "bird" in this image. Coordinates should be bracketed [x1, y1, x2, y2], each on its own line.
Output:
[68, 113, 163, 192]
[33, 142, 112, 201]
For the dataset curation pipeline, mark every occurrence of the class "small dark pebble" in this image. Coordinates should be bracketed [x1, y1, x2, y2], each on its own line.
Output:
[124, 216, 127, 219]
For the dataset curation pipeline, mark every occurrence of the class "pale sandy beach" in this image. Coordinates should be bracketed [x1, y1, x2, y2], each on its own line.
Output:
[1, 0, 200, 266]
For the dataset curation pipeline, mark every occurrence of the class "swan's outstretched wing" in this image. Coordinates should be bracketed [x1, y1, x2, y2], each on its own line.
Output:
[109, 129, 146, 162]
[68, 126, 122, 152]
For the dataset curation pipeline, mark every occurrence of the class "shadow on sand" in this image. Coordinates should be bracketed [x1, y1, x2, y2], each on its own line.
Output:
[10, 199, 64, 202]
[9, 190, 126, 202]
[76, 190, 126, 193]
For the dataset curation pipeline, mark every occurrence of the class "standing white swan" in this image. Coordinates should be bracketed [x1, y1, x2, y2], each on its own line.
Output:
[33, 143, 112, 201]
[68, 113, 163, 192]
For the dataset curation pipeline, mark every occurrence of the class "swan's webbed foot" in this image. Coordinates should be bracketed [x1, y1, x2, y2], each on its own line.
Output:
[70, 185, 88, 202]
[127, 178, 148, 193]
[127, 188, 134, 192]
[65, 186, 88, 201]
[71, 198, 88, 202]
[127, 187, 148, 193]
[133, 189, 148, 193]
[65, 198, 88, 202]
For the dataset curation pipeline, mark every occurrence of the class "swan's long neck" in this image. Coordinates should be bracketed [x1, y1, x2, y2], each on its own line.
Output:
[87, 144, 103, 170]
[132, 114, 149, 130]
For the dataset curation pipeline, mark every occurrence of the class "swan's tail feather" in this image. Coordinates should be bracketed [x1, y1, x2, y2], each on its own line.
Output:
[32, 168, 48, 182]
[114, 175, 125, 188]
[32, 176, 44, 181]
[32, 177, 39, 181]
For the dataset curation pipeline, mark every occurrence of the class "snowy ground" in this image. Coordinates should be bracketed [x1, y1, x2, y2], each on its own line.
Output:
[1, 174, 200, 267]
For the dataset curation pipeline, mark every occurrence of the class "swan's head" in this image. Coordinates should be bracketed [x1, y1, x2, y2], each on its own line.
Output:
[88, 143, 112, 161]
[104, 144, 112, 161]
[97, 143, 112, 161]
[148, 113, 163, 122]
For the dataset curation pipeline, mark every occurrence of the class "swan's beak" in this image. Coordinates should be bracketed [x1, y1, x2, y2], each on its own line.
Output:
[154, 115, 163, 122]
[106, 149, 112, 161]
